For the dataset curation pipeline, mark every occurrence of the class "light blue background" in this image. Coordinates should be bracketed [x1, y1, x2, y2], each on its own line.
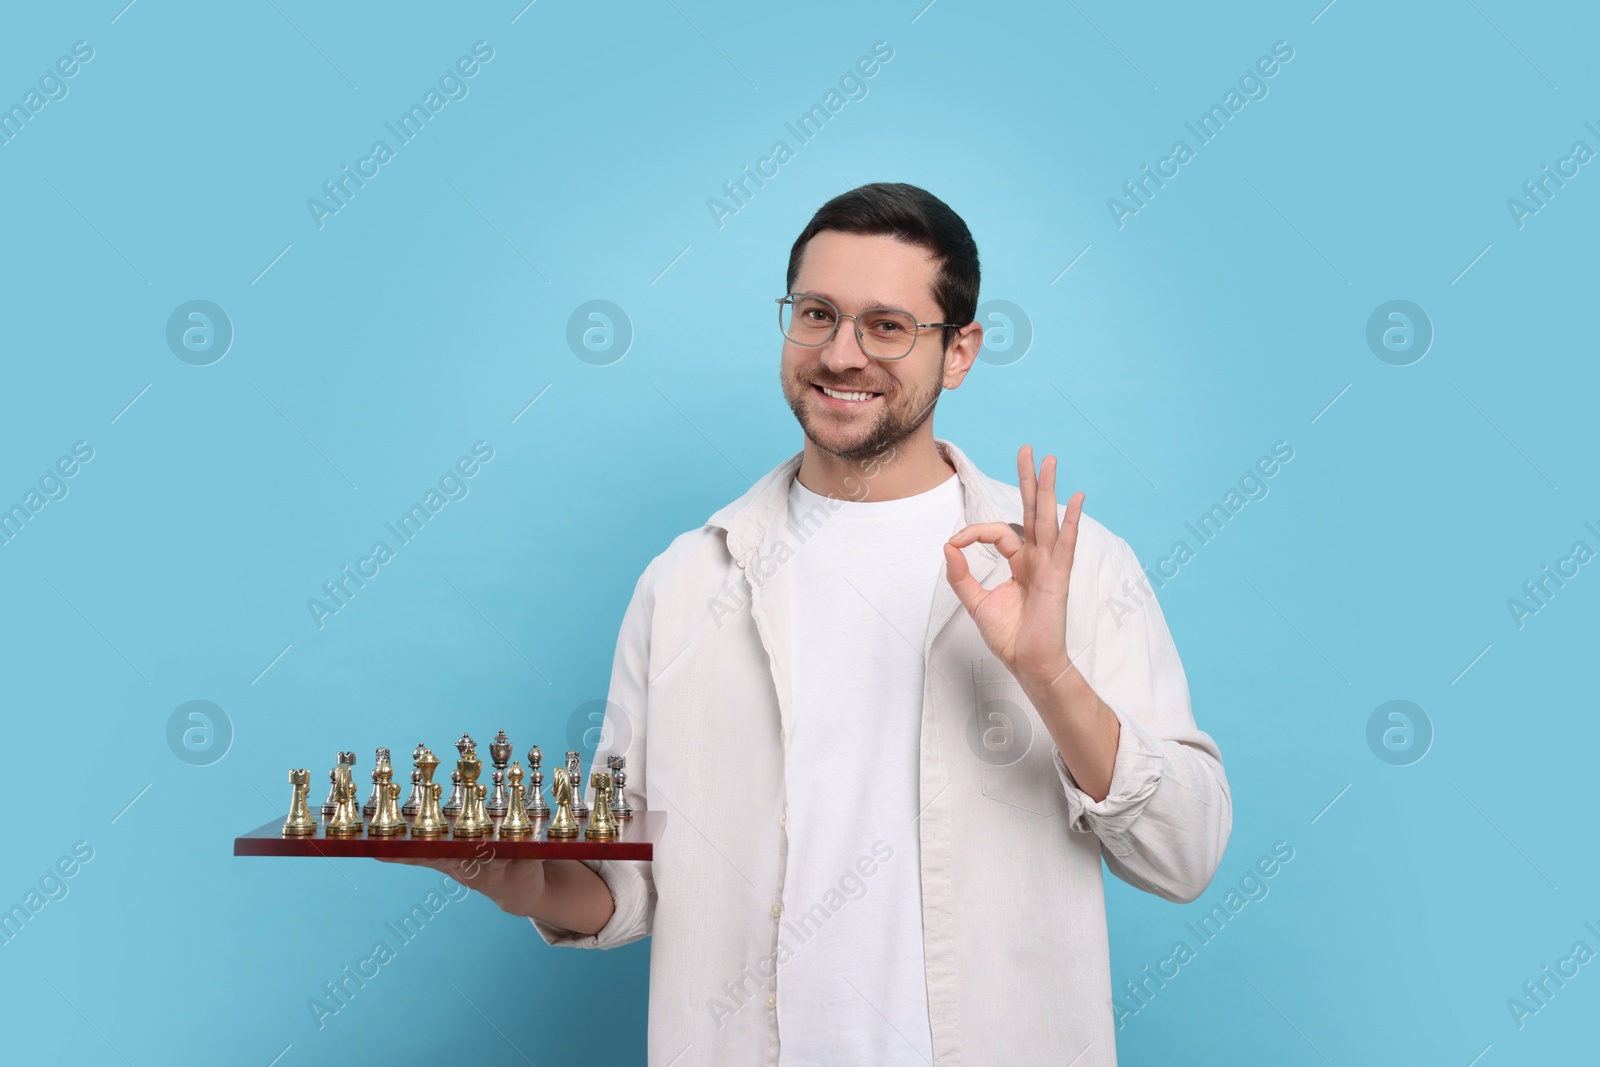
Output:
[1, 1, 1595, 1063]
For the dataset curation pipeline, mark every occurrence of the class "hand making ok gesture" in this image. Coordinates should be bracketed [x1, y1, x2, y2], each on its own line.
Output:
[943, 445, 1084, 692]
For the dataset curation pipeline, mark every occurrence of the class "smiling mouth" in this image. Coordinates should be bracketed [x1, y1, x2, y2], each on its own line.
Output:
[814, 384, 882, 403]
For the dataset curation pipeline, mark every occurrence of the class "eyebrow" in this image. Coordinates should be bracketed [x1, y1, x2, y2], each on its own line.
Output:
[798, 290, 916, 311]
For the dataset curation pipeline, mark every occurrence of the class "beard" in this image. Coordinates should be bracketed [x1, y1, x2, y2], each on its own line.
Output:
[781, 356, 943, 462]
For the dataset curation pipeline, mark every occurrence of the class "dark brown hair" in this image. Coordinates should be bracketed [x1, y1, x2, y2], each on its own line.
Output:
[786, 182, 980, 349]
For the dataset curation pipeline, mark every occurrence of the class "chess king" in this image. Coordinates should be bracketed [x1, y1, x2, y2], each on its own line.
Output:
[378, 183, 1232, 1065]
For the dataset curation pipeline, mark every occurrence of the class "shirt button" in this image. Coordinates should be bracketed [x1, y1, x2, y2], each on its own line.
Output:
[771, 902, 782, 917]
[767, 994, 777, 1008]
[779, 811, 787, 827]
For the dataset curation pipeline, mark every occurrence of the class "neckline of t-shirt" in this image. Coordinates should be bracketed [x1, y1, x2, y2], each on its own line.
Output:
[788, 470, 962, 518]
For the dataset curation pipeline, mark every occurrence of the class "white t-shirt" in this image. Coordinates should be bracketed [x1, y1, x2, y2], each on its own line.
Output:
[777, 469, 964, 1066]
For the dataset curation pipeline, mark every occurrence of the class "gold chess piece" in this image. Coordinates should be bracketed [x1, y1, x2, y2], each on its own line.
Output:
[499, 762, 533, 838]
[283, 769, 318, 837]
[546, 766, 580, 839]
[585, 771, 618, 841]
[453, 746, 492, 837]
[369, 762, 407, 837]
[325, 755, 364, 837]
[413, 783, 449, 838]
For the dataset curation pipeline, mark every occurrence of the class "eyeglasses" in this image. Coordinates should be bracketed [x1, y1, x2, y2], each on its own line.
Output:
[776, 292, 962, 361]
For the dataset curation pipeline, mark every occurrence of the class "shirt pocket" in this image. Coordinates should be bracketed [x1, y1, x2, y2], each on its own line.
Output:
[969, 657, 1067, 818]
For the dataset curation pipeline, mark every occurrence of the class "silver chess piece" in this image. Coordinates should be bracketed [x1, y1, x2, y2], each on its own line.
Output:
[566, 750, 589, 819]
[443, 734, 474, 817]
[363, 747, 391, 818]
[526, 745, 550, 819]
[443, 769, 464, 817]
[402, 767, 423, 817]
[608, 754, 634, 819]
[487, 730, 512, 816]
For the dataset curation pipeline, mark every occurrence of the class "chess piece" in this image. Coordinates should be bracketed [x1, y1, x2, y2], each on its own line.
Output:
[487, 730, 512, 816]
[411, 749, 448, 838]
[453, 745, 492, 837]
[489, 769, 507, 817]
[402, 743, 427, 816]
[526, 745, 551, 820]
[585, 771, 619, 840]
[321, 768, 337, 819]
[546, 766, 579, 839]
[368, 760, 407, 836]
[445, 734, 474, 816]
[402, 768, 423, 817]
[321, 749, 350, 819]
[364, 747, 391, 818]
[325, 753, 363, 836]
[499, 762, 533, 838]
[283, 769, 318, 836]
[607, 755, 634, 819]
[565, 750, 589, 819]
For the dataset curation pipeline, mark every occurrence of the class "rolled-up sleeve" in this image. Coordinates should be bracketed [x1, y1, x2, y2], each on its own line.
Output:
[530, 559, 660, 949]
[1052, 534, 1232, 904]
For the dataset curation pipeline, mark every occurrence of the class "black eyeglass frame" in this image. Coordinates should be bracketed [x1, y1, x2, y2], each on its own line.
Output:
[775, 292, 964, 361]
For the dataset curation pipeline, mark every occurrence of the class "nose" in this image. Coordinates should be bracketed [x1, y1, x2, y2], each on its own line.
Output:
[820, 316, 872, 373]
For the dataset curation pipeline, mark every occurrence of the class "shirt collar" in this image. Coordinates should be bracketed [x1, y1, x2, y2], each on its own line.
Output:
[707, 437, 1009, 566]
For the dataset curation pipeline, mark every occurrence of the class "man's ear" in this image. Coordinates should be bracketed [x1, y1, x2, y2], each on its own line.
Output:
[941, 321, 983, 389]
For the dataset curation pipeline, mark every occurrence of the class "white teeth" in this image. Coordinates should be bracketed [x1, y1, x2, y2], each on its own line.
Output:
[820, 386, 877, 402]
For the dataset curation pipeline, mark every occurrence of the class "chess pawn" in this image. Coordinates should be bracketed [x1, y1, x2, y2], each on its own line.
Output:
[487, 731, 512, 816]
[565, 751, 589, 819]
[412, 782, 449, 838]
[454, 783, 491, 838]
[499, 762, 534, 838]
[321, 767, 339, 820]
[546, 767, 580, 839]
[443, 770, 464, 817]
[607, 755, 634, 819]
[363, 747, 391, 819]
[283, 769, 318, 836]
[585, 771, 619, 841]
[526, 745, 551, 819]
[487, 768, 508, 818]
[325, 760, 364, 837]
[401, 768, 423, 817]
[369, 781, 407, 837]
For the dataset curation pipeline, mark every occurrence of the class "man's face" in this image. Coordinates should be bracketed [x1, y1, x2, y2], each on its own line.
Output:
[780, 231, 960, 462]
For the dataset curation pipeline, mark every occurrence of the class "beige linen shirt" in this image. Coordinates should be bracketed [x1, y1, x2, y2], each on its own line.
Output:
[533, 438, 1232, 1066]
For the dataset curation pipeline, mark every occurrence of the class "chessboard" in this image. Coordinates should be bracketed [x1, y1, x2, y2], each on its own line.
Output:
[234, 731, 661, 861]
[233, 810, 663, 860]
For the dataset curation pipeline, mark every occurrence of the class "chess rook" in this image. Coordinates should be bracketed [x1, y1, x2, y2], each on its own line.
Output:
[585, 771, 618, 840]
[282, 769, 318, 837]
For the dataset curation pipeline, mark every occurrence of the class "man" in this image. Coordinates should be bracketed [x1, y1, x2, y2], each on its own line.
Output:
[395, 183, 1231, 1064]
